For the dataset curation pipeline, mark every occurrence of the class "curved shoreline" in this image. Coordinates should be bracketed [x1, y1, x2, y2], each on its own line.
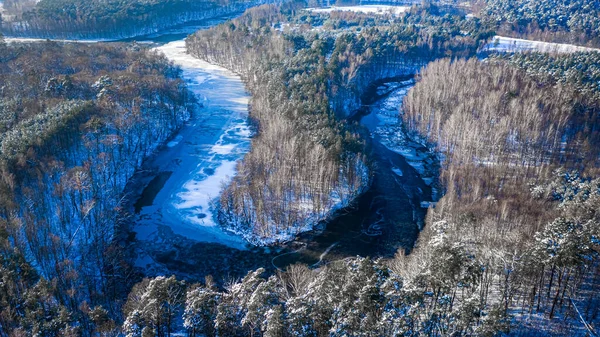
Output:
[132, 40, 252, 254]
[5, 18, 436, 279]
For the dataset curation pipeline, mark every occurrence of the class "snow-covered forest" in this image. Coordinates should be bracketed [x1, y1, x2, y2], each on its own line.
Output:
[401, 55, 600, 333]
[480, 0, 600, 48]
[122, 170, 600, 336]
[0, 40, 194, 334]
[0, 0, 272, 39]
[185, 2, 491, 244]
[1, 0, 600, 336]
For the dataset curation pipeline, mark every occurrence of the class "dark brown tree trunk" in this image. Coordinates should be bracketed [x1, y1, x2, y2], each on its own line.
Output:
[549, 268, 564, 319]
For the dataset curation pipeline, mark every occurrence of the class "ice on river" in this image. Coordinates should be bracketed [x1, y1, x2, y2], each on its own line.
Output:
[134, 40, 250, 250]
[4, 37, 106, 44]
[360, 82, 437, 181]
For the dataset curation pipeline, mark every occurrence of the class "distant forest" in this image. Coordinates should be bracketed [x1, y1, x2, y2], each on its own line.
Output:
[0, 0, 270, 39]
[481, 0, 600, 47]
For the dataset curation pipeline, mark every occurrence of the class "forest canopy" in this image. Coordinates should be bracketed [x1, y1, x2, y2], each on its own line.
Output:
[399, 54, 600, 335]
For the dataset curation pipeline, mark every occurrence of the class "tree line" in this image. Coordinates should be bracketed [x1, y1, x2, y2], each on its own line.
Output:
[479, 0, 600, 48]
[0, 0, 272, 39]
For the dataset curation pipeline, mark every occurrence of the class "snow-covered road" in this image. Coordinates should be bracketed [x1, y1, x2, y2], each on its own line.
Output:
[133, 40, 251, 254]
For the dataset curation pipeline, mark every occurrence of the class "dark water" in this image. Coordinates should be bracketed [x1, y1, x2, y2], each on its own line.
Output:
[271, 102, 433, 269]
[134, 171, 173, 213]
[117, 15, 241, 44]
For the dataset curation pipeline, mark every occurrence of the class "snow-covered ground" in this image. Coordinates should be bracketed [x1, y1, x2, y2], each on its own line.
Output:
[133, 40, 251, 257]
[306, 5, 411, 16]
[482, 36, 600, 54]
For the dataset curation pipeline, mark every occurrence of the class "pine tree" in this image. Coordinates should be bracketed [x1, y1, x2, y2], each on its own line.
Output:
[183, 280, 220, 337]
[123, 310, 144, 337]
[263, 304, 284, 337]
[242, 276, 280, 335]
[216, 268, 266, 336]
[123, 276, 185, 337]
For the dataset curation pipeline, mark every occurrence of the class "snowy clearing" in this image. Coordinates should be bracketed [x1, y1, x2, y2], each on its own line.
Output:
[482, 36, 600, 54]
[306, 5, 411, 16]
[133, 40, 251, 251]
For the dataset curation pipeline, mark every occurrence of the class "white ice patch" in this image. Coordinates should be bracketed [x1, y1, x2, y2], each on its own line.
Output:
[392, 167, 403, 176]
[482, 36, 600, 54]
[167, 135, 183, 148]
[174, 160, 237, 226]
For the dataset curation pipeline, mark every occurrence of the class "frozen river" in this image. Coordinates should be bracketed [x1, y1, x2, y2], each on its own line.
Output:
[133, 40, 252, 255]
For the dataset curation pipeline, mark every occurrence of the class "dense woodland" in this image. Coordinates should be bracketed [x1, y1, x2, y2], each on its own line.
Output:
[480, 0, 600, 47]
[186, 2, 491, 244]
[119, 169, 599, 336]
[0, 0, 270, 39]
[0, 39, 193, 335]
[400, 54, 600, 334]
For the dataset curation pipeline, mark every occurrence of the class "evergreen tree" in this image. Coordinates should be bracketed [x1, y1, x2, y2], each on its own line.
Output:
[263, 304, 284, 337]
[183, 278, 220, 337]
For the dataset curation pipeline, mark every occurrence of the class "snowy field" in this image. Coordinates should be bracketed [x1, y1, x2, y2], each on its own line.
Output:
[134, 40, 251, 256]
[482, 36, 600, 54]
[306, 5, 411, 16]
